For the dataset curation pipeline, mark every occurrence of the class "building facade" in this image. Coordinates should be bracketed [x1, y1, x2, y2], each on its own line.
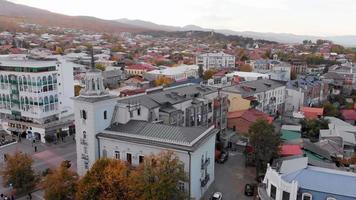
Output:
[73, 56, 217, 200]
[196, 52, 235, 70]
[0, 55, 74, 143]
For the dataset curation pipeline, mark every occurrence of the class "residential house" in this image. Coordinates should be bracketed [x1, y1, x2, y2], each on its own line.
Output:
[196, 52, 235, 70]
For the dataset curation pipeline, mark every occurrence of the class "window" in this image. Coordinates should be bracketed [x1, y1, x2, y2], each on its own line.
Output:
[232, 126, 236, 131]
[282, 191, 290, 200]
[81, 110, 87, 120]
[127, 153, 132, 164]
[83, 131, 86, 139]
[270, 184, 277, 200]
[84, 161, 89, 170]
[137, 108, 141, 116]
[139, 155, 144, 164]
[104, 110, 107, 120]
[302, 193, 312, 200]
[178, 181, 185, 191]
[114, 151, 120, 160]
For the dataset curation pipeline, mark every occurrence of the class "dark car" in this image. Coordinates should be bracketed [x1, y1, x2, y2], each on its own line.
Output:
[244, 184, 256, 196]
[217, 151, 229, 163]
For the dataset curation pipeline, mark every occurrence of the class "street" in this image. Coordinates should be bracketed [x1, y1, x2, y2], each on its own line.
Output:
[203, 150, 257, 200]
[0, 137, 77, 199]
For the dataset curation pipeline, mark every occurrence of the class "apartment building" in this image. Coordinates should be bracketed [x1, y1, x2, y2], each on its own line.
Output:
[223, 79, 286, 115]
[196, 52, 235, 70]
[0, 55, 74, 143]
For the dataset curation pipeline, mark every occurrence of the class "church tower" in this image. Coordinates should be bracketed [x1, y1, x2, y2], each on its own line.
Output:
[73, 48, 117, 175]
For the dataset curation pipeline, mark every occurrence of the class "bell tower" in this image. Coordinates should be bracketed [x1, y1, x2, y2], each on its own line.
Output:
[73, 48, 117, 175]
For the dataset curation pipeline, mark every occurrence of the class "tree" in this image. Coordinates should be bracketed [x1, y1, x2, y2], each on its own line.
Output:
[323, 102, 340, 117]
[132, 151, 188, 200]
[198, 65, 204, 78]
[74, 85, 83, 96]
[55, 46, 63, 54]
[203, 69, 217, 80]
[43, 161, 78, 200]
[248, 120, 281, 175]
[239, 64, 252, 72]
[300, 118, 329, 142]
[0, 151, 37, 194]
[155, 76, 173, 86]
[95, 63, 106, 71]
[76, 158, 137, 200]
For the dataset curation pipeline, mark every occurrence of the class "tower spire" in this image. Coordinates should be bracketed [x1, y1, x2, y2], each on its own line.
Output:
[91, 48, 95, 70]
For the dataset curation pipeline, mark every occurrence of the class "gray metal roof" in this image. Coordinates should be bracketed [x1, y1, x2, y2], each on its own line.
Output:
[73, 95, 118, 103]
[98, 120, 217, 151]
[222, 79, 285, 97]
[117, 84, 217, 108]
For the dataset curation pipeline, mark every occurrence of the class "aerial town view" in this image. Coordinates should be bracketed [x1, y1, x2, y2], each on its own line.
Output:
[0, 0, 356, 199]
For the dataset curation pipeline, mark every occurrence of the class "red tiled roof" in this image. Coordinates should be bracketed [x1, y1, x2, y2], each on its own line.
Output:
[300, 107, 324, 119]
[228, 109, 272, 123]
[280, 144, 303, 156]
[341, 109, 356, 121]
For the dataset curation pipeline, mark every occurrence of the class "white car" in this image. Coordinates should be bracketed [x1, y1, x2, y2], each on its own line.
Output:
[211, 192, 222, 200]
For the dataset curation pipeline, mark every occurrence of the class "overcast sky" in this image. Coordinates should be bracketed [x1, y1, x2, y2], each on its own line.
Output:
[10, 0, 356, 36]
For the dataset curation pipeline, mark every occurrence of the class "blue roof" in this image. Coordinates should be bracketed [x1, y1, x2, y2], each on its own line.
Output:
[286, 75, 322, 90]
[282, 166, 356, 198]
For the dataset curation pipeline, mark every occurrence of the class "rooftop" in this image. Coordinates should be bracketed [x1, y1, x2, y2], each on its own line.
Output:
[99, 120, 218, 151]
[223, 79, 285, 97]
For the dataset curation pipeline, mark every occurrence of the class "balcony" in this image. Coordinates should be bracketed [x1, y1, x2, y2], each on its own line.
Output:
[81, 154, 89, 160]
[200, 174, 210, 187]
[201, 158, 210, 170]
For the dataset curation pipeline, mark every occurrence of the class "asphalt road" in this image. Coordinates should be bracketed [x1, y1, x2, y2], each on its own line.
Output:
[203, 150, 257, 200]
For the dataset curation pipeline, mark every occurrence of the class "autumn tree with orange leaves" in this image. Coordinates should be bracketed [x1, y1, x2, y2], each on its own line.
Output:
[76, 158, 138, 200]
[43, 161, 78, 200]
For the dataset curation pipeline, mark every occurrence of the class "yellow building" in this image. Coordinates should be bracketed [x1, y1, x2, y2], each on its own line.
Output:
[223, 92, 251, 112]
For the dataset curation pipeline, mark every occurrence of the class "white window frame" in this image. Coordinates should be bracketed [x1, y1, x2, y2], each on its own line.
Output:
[114, 151, 120, 160]
[302, 193, 312, 200]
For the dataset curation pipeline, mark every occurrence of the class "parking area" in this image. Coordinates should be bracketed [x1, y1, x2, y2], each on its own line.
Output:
[203, 150, 257, 200]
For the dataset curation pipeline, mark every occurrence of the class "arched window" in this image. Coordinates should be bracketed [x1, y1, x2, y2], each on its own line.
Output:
[54, 94, 58, 102]
[48, 75, 53, 84]
[44, 96, 49, 105]
[49, 95, 54, 103]
[302, 193, 312, 200]
[104, 110, 107, 120]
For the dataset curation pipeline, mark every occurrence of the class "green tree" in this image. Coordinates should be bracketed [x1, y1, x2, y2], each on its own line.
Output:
[0, 151, 37, 194]
[132, 151, 188, 200]
[323, 102, 340, 117]
[43, 161, 78, 200]
[300, 118, 329, 142]
[95, 63, 106, 71]
[248, 120, 281, 175]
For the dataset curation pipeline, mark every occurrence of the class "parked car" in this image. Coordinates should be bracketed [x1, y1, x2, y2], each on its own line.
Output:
[217, 151, 229, 163]
[244, 184, 256, 196]
[211, 192, 222, 200]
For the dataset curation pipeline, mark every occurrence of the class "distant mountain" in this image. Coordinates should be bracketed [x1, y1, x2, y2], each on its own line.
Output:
[0, 0, 147, 33]
[117, 18, 356, 47]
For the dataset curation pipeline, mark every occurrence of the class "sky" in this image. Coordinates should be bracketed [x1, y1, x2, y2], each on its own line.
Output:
[9, 0, 356, 36]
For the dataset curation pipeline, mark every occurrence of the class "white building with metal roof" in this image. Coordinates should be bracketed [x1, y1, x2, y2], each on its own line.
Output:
[73, 53, 218, 200]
